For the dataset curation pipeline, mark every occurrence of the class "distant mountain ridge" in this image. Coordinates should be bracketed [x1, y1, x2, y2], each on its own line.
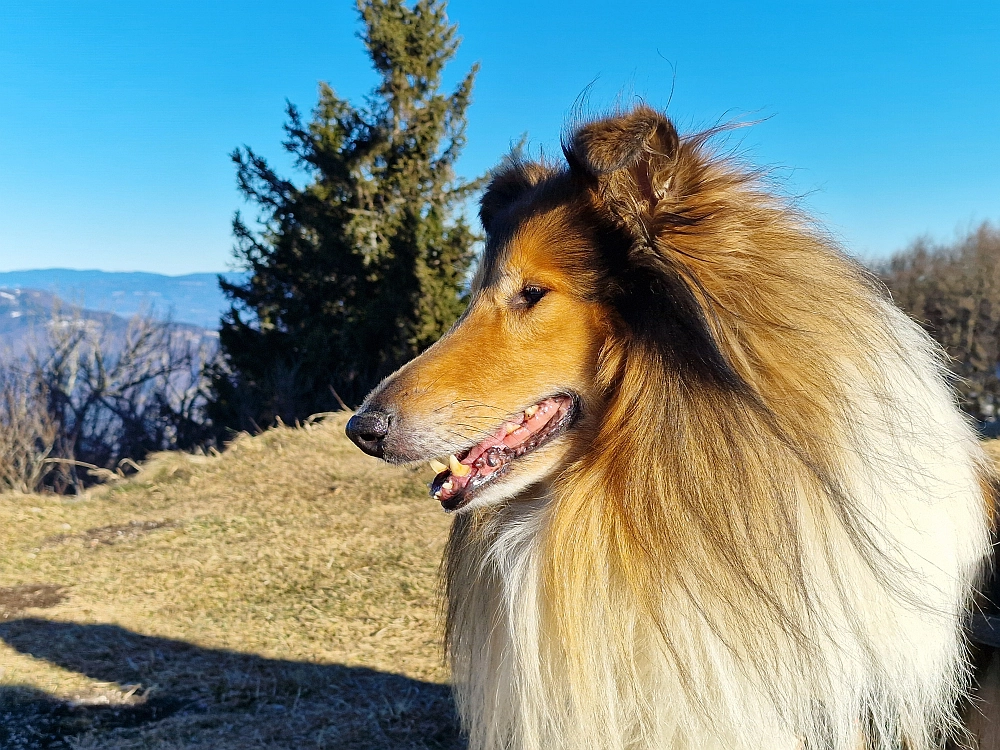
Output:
[0, 269, 248, 329]
[0, 287, 216, 358]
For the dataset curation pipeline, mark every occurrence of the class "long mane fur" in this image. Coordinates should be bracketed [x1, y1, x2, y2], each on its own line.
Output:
[444, 107, 991, 750]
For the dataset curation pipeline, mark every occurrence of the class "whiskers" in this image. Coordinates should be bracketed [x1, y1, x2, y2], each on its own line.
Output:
[432, 398, 511, 417]
[434, 399, 513, 449]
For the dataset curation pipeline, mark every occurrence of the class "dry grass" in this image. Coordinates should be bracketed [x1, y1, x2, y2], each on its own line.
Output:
[0, 412, 460, 749]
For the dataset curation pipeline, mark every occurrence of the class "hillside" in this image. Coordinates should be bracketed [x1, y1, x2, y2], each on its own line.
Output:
[0, 287, 215, 358]
[0, 270, 248, 330]
[0, 414, 460, 749]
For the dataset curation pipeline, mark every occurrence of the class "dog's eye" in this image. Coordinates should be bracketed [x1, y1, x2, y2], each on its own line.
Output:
[514, 285, 548, 309]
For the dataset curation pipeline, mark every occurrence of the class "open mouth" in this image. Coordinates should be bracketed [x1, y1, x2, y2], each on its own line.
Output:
[429, 394, 578, 511]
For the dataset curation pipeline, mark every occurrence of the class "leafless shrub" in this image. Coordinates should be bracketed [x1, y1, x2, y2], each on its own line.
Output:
[0, 309, 216, 494]
[877, 221, 1000, 425]
[0, 364, 57, 493]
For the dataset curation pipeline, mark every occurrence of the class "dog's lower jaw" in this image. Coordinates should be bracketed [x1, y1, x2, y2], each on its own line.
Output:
[449, 452, 562, 514]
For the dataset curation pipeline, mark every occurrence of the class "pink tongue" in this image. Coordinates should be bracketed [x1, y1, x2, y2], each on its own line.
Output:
[462, 398, 562, 466]
[463, 424, 509, 466]
[436, 397, 569, 503]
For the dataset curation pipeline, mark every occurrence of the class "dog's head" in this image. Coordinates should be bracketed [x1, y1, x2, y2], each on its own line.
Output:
[347, 106, 747, 512]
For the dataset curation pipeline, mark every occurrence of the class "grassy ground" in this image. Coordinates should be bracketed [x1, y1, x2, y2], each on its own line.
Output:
[0, 413, 461, 749]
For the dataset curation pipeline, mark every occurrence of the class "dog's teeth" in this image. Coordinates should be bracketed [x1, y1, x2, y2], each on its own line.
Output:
[442, 479, 454, 491]
[449, 454, 471, 477]
[524, 405, 539, 417]
[504, 422, 520, 435]
[429, 459, 448, 474]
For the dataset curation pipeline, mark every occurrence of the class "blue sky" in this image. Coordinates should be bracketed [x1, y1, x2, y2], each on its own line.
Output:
[0, 0, 997, 274]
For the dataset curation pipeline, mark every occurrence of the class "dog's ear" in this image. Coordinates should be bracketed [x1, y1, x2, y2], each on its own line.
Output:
[479, 160, 550, 233]
[565, 106, 679, 223]
[569, 109, 748, 391]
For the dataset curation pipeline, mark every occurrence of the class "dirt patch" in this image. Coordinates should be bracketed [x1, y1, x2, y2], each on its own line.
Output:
[43, 520, 179, 548]
[0, 585, 67, 620]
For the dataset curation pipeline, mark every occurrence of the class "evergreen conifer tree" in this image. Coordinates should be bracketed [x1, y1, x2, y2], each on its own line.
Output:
[208, 0, 482, 430]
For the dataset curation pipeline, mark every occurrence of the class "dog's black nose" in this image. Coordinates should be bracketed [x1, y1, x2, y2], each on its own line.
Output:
[345, 409, 391, 458]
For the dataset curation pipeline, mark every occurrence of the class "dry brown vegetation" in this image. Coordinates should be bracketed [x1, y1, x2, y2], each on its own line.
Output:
[878, 222, 1000, 424]
[0, 412, 460, 749]
[0, 311, 214, 496]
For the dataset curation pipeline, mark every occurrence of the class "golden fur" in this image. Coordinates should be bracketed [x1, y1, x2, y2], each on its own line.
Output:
[349, 106, 992, 749]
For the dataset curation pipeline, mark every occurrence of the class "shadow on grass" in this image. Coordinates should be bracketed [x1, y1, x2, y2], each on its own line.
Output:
[0, 618, 464, 749]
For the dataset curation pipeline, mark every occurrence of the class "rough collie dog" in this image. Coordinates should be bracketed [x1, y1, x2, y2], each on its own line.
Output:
[346, 106, 992, 750]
